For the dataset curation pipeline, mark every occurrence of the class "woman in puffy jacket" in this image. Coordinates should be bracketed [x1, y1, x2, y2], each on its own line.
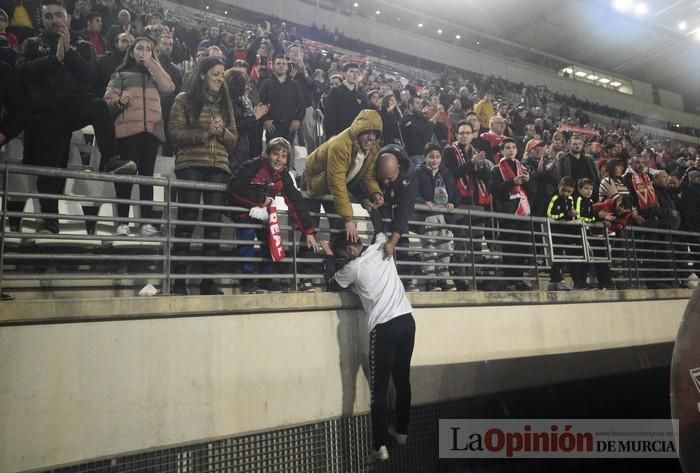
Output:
[168, 57, 237, 296]
[104, 36, 175, 236]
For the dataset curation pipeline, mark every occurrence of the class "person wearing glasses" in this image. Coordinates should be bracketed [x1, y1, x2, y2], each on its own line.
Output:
[442, 120, 494, 290]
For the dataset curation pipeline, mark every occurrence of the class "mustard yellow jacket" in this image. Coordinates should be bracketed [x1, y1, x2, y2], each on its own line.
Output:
[304, 109, 383, 219]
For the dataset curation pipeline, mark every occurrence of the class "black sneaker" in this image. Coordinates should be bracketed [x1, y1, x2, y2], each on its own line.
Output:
[258, 279, 282, 293]
[425, 281, 442, 292]
[455, 280, 470, 291]
[171, 282, 188, 296]
[105, 157, 137, 175]
[508, 281, 534, 291]
[299, 279, 315, 292]
[439, 281, 457, 292]
[240, 279, 257, 294]
[36, 219, 59, 234]
[200, 280, 223, 295]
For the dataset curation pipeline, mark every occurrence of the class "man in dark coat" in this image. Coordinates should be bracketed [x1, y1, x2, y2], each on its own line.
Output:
[18, 0, 123, 233]
[323, 62, 365, 139]
[555, 135, 600, 200]
[364, 144, 419, 291]
[0, 60, 28, 147]
[259, 53, 306, 170]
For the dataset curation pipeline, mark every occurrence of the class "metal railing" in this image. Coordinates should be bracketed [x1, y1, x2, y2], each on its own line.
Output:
[1, 162, 698, 297]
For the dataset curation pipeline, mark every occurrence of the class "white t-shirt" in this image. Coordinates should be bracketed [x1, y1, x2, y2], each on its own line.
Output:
[332, 233, 414, 332]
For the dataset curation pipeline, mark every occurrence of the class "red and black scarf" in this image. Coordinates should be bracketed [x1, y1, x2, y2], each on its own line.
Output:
[498, 158, 530, 216]
[453, 143, 491, 206]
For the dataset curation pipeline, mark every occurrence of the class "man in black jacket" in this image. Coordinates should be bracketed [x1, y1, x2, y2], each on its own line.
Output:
[442, 120, 493, 289]
[323, 62, 364, 139]
[0, 60, 28, 147]
[259, 54, 305, 170]
[93, 30, 132, 95]
[18, 0, 124, 233]
[400, 95, 434, 167]
[288, 43, 318, 153]
[522, 139, 558, 216]
[364, 144, 419, 291]
[556, 135, 600, 200]
[680, 170, 700, 283]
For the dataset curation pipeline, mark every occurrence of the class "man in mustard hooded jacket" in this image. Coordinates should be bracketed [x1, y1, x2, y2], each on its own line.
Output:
[304, 109, 384, 241]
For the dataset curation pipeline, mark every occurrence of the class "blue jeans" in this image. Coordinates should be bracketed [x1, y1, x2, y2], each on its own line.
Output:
[237, 226, 273, 275]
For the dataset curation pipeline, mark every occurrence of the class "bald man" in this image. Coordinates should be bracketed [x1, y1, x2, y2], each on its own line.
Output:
[364, 144, 419, 290]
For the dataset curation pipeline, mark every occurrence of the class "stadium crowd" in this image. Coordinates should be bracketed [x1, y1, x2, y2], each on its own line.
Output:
[1, 0, 700, 294]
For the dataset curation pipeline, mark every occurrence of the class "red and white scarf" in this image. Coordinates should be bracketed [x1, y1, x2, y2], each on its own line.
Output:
[628, 170, 658, 209]
[453, 143, 491, 206]
[267, 206, 286, 262]
[498, 158, 530, 216]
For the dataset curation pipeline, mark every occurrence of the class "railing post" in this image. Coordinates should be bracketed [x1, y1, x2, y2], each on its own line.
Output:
[468, 209, 477, 291]
[292, 231, 298, 292]
[629, 228, 641, 289]
[164, 177, 172, 296]
[669, 232, 679, 288]
[0, 163, 9, 299]
[529, 217, 540, 289]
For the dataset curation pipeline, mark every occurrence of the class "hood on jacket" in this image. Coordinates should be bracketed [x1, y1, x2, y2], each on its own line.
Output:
[377, 143, 415, 187]
[348, 109, 383, 143]
[687, 169, 700, 187]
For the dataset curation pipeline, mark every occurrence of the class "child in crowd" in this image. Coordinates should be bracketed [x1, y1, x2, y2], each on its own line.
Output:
[575, 178, 613, 290]
[546, 176, 578, 291]
[414, 143, 458, 291]
[229, 137, 319, 293]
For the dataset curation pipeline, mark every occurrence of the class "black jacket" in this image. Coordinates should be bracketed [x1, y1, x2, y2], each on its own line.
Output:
[229, 95, 257, 167]
[0, 60, 29, 142]
[415, 165, 458, 207]
[522, 155, 558, 217]
[380, 107, 402, 146]
[289, 66, 314, 108]
[546, 194, 574, 221]
[489, 159, 533, 214]
[574, 195, 598, 223]
[681, 184, 700, 232]
[228, 157, 315, 234]
[399, 111, 433, 156]
[655, 185, 679, 216]
[17, 31, 96, 110]
[94, 49, 125, 95]
[259, 75, 305, 126]
[442, 142, 492, 207]
[323, 84, 365, 138]
[373, 144, 418, 235]
[555, 152, 600, 200]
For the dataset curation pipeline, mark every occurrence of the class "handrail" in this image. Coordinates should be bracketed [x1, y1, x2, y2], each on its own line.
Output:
[1, 162, 698, 297]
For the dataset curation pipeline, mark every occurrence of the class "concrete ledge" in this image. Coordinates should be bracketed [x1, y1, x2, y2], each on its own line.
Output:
[0, 288, 693, 325]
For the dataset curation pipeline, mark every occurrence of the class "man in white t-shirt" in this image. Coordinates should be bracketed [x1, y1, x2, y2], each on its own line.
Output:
[321, 232, 416, 464]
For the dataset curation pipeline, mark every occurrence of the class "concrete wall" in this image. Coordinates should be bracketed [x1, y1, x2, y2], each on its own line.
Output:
[0, 290, 690, 472]
[220, 0, 700, 128]
[660, 89, 685, 113]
